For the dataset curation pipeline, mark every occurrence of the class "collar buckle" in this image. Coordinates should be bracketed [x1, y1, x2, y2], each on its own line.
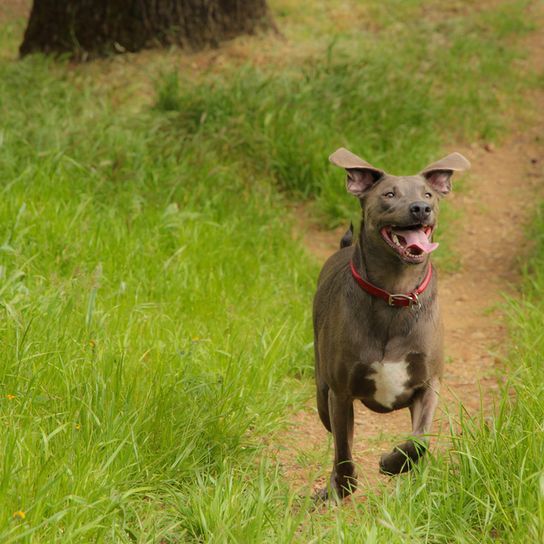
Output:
[388, 292, 421, 309]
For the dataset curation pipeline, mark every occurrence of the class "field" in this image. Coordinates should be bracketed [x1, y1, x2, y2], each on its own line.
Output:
[0, 0, 543, 542]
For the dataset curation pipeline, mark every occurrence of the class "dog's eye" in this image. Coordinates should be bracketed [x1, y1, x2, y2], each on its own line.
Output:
[424, 192, 433, 199]
[384, 192, 395, 198]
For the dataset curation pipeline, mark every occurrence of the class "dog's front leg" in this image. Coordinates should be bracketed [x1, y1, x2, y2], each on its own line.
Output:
[379, 378, 440, 475]
[325, 390, 357, 499]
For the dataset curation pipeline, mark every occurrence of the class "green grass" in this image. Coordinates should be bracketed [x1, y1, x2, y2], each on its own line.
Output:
[0, 54, 316, 541]
[0, 0, 541, 541]
[150, 0, 532, 225]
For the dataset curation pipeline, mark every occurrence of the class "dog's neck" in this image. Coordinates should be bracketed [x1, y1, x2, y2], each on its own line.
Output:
[355, 224, 431, 294]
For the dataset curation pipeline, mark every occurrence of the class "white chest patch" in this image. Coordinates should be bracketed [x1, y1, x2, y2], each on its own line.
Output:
[369, 360, 411, 409]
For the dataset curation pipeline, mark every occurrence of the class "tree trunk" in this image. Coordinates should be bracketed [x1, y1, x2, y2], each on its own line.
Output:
[20, 0, 272, 59]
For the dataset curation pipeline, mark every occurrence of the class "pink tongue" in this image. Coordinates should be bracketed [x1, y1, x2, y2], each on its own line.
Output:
[394, 228, 439, 253]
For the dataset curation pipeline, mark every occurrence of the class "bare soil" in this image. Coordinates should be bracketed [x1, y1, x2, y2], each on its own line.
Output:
[276, 14, 544, 499]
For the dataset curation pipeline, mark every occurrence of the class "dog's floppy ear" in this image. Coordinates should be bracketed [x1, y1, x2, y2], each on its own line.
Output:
[329, 147, 384, 197]
[420, 152, 470, 196]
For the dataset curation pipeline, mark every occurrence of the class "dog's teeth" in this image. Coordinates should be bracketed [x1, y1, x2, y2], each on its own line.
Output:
[392, 234, 400, 245]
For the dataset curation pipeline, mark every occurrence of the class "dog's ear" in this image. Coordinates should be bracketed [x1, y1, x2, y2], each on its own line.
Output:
[420, 152, 470, 196]
[329, 147, 384, 197]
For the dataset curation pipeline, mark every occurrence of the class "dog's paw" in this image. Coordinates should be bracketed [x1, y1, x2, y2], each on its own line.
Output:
[379, 440, 427, 475]
[312, 474, 357, 503]
[312, 487, 333, 504]
[379, 450, 414, 475]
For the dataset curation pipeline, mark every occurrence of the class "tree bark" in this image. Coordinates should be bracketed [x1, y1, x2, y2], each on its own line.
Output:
[20, 0, 272, 59]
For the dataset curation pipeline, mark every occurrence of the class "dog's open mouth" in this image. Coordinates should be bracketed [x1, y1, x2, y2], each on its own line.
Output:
[380, 225, 438, 263]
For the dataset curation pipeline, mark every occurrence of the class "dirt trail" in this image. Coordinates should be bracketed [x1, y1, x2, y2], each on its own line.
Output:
[277, 20, 544, 497]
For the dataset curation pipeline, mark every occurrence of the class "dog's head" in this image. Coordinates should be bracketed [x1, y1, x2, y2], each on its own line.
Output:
[330, 148, 470, 264]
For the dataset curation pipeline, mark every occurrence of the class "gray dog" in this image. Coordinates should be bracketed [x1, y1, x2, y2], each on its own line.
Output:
[313, 147, 470, 499]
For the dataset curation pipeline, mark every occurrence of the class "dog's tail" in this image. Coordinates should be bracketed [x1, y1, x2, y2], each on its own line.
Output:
[340, 222, 354, 249]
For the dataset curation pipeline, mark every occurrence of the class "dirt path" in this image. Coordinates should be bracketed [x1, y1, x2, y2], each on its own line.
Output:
[276, 16, 544, 498]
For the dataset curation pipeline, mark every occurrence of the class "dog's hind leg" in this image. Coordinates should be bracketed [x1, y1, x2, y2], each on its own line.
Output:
[316, 380, 331, 432]
[321, 391, 357, 500]
[314, 338, 332, 432]
[379, 378, 440, 475]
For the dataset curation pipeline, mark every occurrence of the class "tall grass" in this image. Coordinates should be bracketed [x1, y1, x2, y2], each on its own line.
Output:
[152, 1, 533, 223]
[0, 0, 540, 541]
[0, 53, 316, 541]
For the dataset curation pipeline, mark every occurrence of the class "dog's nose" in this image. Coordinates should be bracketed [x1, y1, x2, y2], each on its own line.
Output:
[410, 201, 432, 222]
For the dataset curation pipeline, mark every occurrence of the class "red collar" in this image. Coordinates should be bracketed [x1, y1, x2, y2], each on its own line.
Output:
[350, 259, 432, 308]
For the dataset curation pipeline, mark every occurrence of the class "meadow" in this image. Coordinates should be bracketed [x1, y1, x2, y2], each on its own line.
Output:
[0, 0, 542, 541]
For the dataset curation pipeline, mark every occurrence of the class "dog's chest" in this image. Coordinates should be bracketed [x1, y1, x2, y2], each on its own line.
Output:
[368, 360, 411, 408]
[349, 353, 427, 410]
